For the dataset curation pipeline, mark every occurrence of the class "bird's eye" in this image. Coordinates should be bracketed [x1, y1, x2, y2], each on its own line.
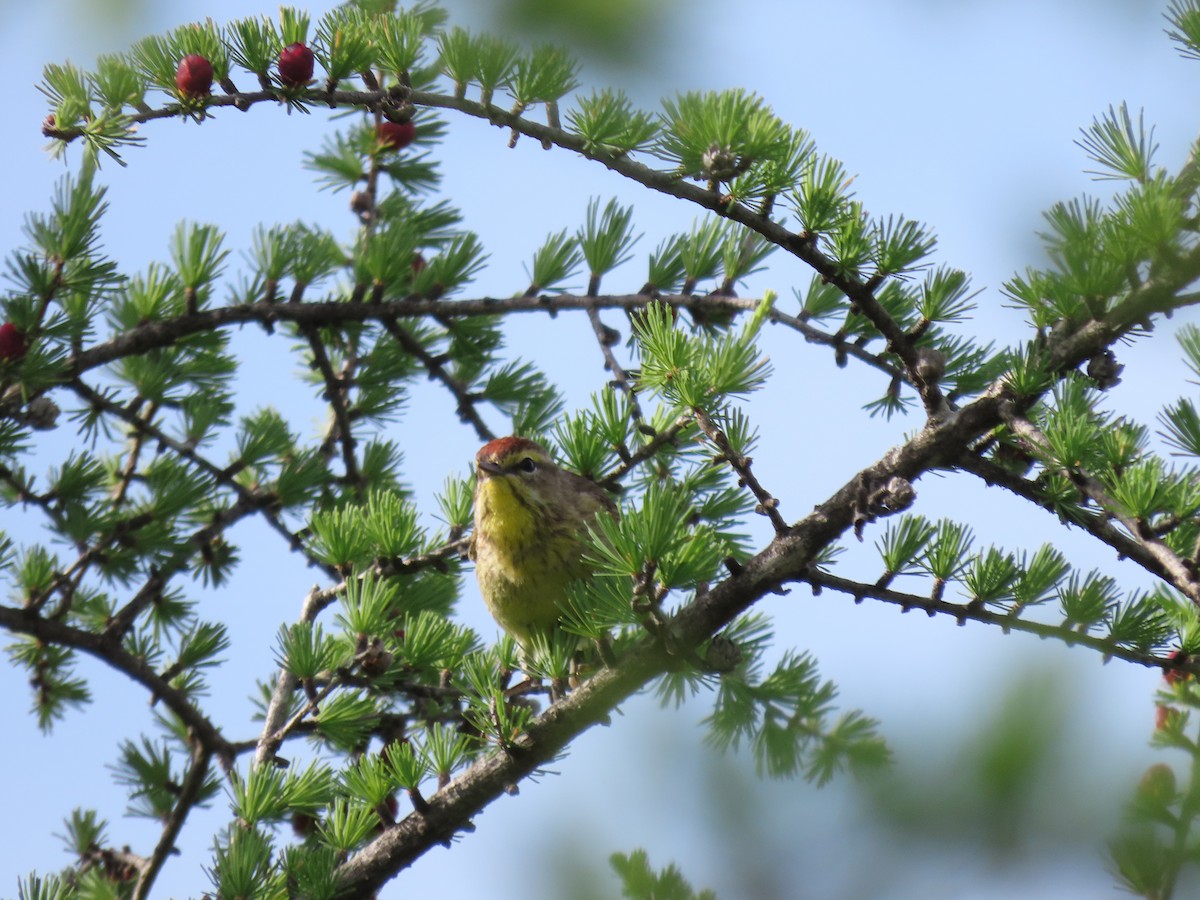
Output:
[517, 457, 537, 473]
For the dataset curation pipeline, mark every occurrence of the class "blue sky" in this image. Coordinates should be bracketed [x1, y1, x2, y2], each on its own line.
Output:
[0, 1, 1195, 897]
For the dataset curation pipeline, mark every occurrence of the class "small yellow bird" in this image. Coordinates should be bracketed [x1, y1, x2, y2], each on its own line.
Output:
[470, 436, 615, 645]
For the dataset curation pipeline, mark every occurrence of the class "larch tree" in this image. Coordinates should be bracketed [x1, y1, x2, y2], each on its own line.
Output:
[6, 1, 1200, 898]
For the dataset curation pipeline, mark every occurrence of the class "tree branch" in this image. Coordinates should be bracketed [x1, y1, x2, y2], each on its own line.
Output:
[304, 328, 364, 498]
[255, 585, 324, 769]
[64, 294, 757, 374]
[800, 568, 1183, 673]
[585, 306, 646, 428]
[956, 452, 1186, 591]
[999, 405, 1200, 603]
[110, 398, 155, 508]
[133, 742, 213, 900]
[380, 318, 495, 443]
[329, 340, 1061, 892]
[692, 406, 788, 534]
[0, 604, 236, 765]
[103, 497, 268, 641]
[602, 415, 694, 483]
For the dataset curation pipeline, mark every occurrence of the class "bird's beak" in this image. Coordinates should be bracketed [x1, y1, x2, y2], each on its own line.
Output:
[477, 459, 506, 478]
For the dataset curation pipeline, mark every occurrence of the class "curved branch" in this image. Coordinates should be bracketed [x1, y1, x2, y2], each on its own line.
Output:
[64, 295, 736, 374]
[957, 451, 1197, 598]
[45, 82, 916, 386]
[1002, 405, 1200, 602]
[0, 604, 236, 765]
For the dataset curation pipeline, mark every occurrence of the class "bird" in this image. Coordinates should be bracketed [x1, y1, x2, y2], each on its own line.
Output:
[469, 436, 616, 647]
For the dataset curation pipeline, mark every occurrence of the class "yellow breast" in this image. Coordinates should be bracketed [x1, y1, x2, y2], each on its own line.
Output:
[477, 477, 539, 548]
[473, 477, 580, 640]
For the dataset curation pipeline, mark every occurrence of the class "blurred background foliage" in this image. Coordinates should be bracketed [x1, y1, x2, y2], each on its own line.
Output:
[456, 0, 679, 71]
[530, 664, 1172, 899]
[0, 0, 678, 74]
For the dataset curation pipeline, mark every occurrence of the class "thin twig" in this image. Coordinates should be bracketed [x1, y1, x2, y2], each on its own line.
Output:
[800, 568, 1185, 674]
[133, 742, 213, 900]
[111, 399, 155, 508]
[304, 536, 472, 621]
[692, 407, 789, 534]
[104, 499, 265, 640]
[956, 452, 1179, 586]
[254, 585, 324, 768]
[262, 680, 339, 760]
[306, 330, 364, 498]
[1000, 405, 1200, 603]
[585, 306, 646, 428]
[359, 108, 387, 232]
[602, 415, 694, 483]
[380, 318, 494, 443]
[768, 304, 902, 380]
[26, 510, 151, 616]
[372, 536, 471, 580]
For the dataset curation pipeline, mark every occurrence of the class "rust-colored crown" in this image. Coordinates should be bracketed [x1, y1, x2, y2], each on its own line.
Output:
[476, 436, 544, 464]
